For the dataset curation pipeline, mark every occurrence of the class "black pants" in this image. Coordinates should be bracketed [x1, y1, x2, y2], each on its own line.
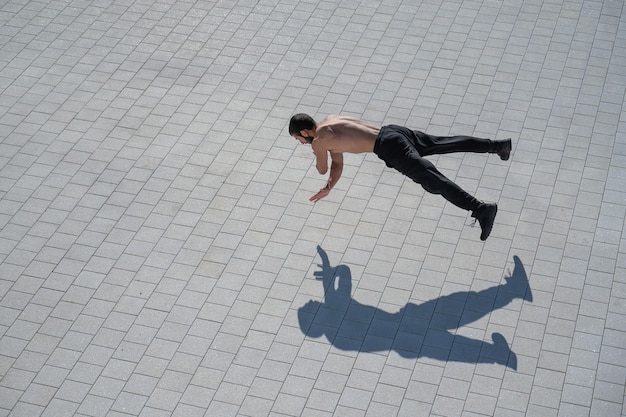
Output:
[373, 125, 494, 212]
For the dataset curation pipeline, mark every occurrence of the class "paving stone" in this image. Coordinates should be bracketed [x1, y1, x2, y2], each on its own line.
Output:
[1, 0, 625, 416]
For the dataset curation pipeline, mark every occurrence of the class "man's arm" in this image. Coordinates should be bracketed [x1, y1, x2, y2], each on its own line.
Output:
[310, 152, 343, 203]
[326, 152, 343, 190]
[312, 138, 329, 174]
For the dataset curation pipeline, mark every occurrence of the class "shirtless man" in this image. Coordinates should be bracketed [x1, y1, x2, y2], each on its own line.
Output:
[288, 113, 512, 240]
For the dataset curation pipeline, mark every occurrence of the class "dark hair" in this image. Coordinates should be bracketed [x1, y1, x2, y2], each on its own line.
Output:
[289, 113, 316, 135]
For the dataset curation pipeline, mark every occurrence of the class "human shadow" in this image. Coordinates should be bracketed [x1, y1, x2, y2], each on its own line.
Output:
[298, 246, 532, 370]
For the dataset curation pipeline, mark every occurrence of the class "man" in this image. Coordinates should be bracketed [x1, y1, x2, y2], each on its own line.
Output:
[288, 113, 512, 241]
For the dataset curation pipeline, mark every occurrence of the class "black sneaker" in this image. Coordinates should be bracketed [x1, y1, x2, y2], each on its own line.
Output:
[496, 139, 512, 161]
[472, 203, 497, 241]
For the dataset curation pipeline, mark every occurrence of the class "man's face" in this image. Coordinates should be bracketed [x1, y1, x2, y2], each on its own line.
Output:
[292, 130, 313, 144]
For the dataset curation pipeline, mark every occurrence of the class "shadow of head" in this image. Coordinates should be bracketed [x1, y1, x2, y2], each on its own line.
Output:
[298, 300, 324, 338]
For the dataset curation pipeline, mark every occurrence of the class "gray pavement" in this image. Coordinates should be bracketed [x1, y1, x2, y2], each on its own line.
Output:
[1, 0, 625, 416]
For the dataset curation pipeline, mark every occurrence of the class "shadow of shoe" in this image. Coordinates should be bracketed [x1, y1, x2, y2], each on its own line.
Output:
[489, 332, 517, 370]
[504, 255, 532, 302]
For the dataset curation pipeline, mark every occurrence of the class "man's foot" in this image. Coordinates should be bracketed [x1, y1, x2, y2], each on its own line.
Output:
[495, 138, 512, 161]
[472, 203, 497, 241]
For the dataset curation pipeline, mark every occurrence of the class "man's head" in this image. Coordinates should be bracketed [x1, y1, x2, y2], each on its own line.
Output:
[289, 113, 316, 144]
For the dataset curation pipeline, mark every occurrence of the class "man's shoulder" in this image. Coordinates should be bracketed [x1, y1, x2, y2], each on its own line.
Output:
[312, 127, 339, 152]
[318, 115, 341, 128]
[315, 123, 338, 139]
[321, 114, 341, 122]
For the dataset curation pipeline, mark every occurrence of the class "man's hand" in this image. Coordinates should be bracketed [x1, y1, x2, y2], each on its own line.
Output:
[309, 185, 330, 203]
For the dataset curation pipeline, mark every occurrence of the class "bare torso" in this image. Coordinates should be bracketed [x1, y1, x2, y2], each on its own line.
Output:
[313, 115, 380, 154]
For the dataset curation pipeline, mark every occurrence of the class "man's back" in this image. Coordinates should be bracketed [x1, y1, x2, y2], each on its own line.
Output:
[313, 115, 380, 154]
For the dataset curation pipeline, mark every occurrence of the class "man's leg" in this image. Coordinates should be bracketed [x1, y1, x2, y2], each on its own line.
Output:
[414, 130, 512, 160]
[393, 150, 497, 240]
[403, 155, 480, 211]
